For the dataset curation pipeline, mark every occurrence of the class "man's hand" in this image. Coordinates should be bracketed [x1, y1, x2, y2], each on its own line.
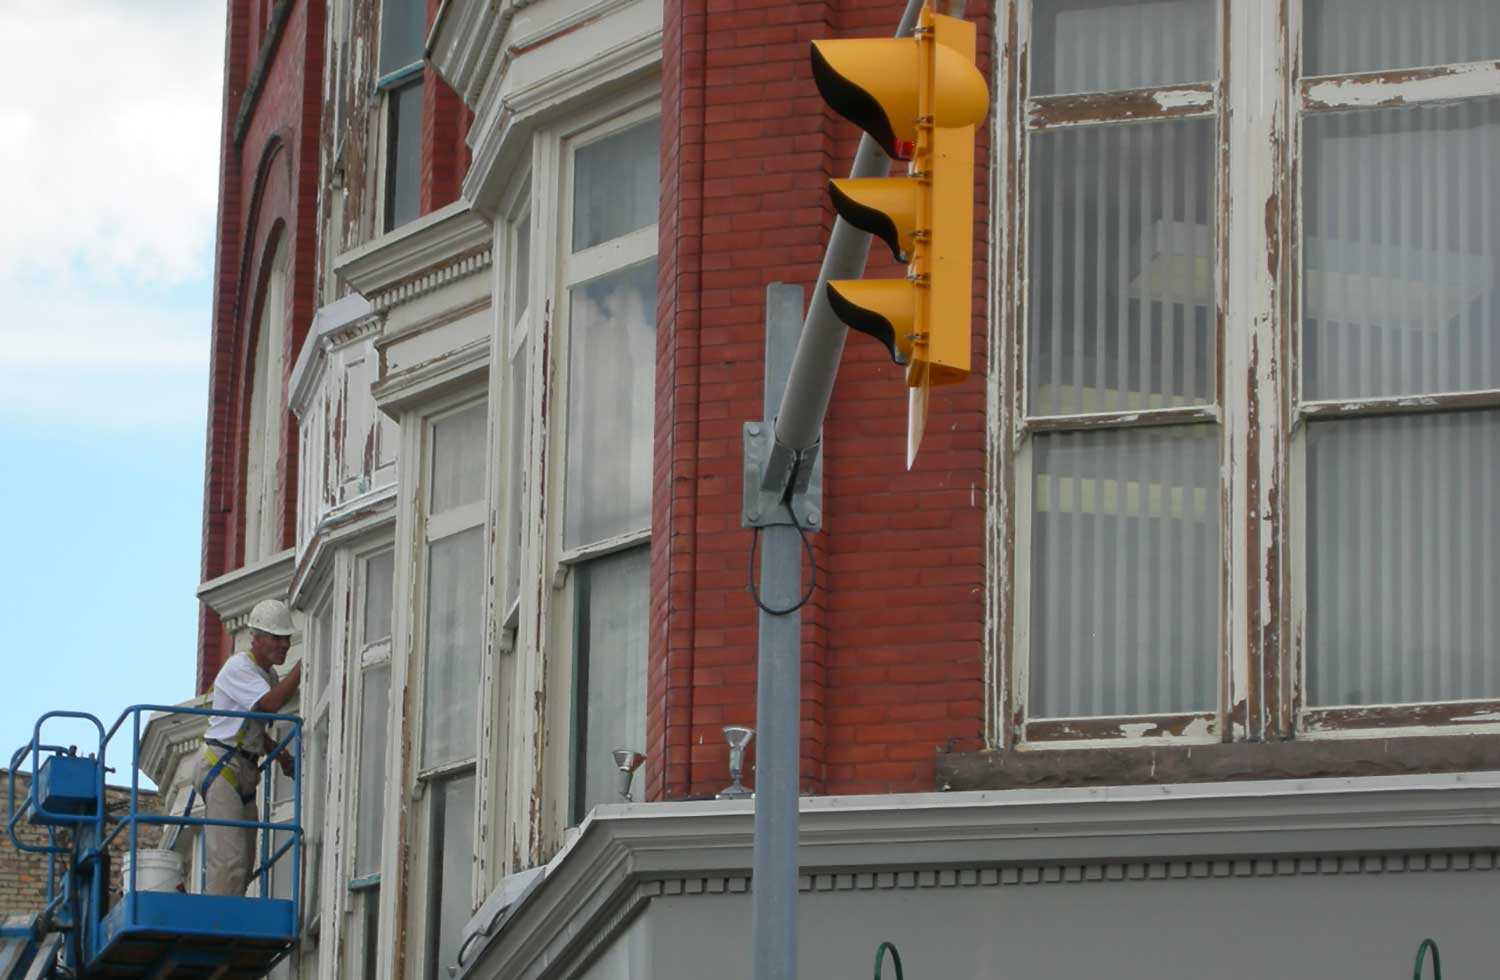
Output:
[277, 751, 294, 778]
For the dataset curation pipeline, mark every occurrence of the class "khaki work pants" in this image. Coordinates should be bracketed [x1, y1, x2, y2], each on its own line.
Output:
[192, 749, 260, 896]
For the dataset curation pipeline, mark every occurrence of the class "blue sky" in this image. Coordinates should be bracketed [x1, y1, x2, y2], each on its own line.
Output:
[0, 1, 227, 777]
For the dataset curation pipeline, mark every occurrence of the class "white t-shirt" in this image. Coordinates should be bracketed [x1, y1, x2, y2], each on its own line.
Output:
[205, 651, 280, 744]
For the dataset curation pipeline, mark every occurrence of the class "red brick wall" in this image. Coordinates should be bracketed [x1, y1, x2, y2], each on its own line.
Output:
[652, 0, 994, 799]
[422, 0, 473, 213]
[198, 0, 326, 693]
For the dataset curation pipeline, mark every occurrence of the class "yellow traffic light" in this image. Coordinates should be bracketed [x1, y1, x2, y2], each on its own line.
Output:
[812, 6, 988, 391]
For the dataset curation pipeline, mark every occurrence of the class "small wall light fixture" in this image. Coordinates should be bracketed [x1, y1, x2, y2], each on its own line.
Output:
[613, 748, 646, 802]
[717, 725, 755, 800]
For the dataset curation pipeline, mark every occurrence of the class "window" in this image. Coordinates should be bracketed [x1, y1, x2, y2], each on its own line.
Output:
[557, 114, 659, 823]
[1009, 0, 1222, 743]
[996, 0, 1500, 747]
[378, 0, 425, 232]
[347, 549, 393, 978]
[245, 240, 288, 564]
[414, 401, 486, 977]
[1293, 0, 1500, 728]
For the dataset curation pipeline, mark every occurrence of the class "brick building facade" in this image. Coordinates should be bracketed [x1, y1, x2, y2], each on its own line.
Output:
[0, 772, 159, 917]
[138, 0, 1500, 978]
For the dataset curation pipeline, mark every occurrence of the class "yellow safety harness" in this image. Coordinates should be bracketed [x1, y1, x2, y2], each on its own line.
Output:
[200, 656, 272, 806]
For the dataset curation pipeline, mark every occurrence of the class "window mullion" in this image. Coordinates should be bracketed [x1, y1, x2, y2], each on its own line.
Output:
[1221, 0, 1288, 741]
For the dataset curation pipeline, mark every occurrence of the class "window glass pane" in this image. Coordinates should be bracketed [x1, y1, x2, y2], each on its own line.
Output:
[1306, 410, 1500, 706]
[1029, 426, 1219, 717]
[1029, 118, 1215, 416]
[1031, 0, 1217, 96]
[354, 663, 390, 878]
[564, 261, 657, 549]
[573, 546, 650, 822]
[1303, 101, 1500, 400]
[572, 119, 661, 251]
[513, 214, 531, 318]
[362, 887, 380, 979]
[425, 773, 475, 979]
[1304, 0, 1500, 77]
[420, 527, 485, 769]
[311, 601, 333, 704]
[385, 79, 423, 232]
[363, 551, 394, 646]
[503, 340, 528, 614]
[378, 0, 425, 75]
[429, 403, 487, 514]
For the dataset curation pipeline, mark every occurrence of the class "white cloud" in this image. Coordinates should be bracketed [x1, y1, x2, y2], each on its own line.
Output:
[0, 0, 227, 285]
[0, 279, 211, 430]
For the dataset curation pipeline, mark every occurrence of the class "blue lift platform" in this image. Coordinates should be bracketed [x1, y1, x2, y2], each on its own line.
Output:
[4, 705, 303, 979]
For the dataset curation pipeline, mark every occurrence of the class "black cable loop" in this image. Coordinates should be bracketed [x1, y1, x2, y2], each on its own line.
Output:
[746, 499, 818, 615]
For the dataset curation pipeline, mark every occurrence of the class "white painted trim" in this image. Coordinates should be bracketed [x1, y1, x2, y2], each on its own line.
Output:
[289, 293, 376, 418]
[370, 334, 492, 416]
[459, 774, 1500, 980]
[462, 27, 662, 216]
[197, 548, 296, 631]
[336, 200, 493, 300]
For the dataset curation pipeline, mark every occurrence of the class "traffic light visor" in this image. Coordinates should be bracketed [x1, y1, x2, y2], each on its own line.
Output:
[811, 37, 919, 159]
[829, 178, 918, 263]
[811, 32, 990, 160]
[826, 279, 916, 365]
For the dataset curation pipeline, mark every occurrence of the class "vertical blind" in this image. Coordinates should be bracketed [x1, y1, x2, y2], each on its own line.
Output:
[1303, 89, 1500, 704]
[1304, 0, 1500, 77]
[1306, 411, 1500, 706]
[1030, 0, 1216, 96]
[1030, 427, 1219, 717]
[1028, 118, 1217, 416]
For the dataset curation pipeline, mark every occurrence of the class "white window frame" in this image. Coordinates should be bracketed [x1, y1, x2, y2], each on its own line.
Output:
[246, 238, 289, 565]
[401, 390, 489, 980]
[375, 0, 425, 234]
[339, 543, 395, 979]
[548, 99, 659, 829]
[990, 0, 1500, 752]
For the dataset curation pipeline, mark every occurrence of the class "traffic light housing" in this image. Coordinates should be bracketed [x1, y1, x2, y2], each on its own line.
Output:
[812, 6, 988, 389]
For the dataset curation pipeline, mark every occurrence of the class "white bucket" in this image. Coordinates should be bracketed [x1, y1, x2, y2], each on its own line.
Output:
[121, 849, 184, 893]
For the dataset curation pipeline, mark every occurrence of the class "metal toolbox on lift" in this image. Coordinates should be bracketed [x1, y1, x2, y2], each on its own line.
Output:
[31, 755, 98, 824]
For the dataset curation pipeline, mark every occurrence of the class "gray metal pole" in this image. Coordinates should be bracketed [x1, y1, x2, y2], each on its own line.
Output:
[748, 5, 926, 979]
[772, 0, 926, 456]
[751, 283, 806, 980]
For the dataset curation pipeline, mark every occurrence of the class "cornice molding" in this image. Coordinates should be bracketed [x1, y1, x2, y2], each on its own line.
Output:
[463, 24, 662, 216]
[371, 334, 491, 416]
[460, 775, 1500, 979]
[197, 548, 296, 632]
[429, 0, 537, 109]
[335, 201, 493, 306]
[138, 694, 211, 788]
[288, 489, 399, 608]
[289, 293, 376, 418]
[367, 245, 492, 313]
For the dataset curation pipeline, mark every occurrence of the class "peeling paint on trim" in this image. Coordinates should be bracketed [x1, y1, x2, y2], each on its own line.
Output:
[1303, 60, 1500, 112]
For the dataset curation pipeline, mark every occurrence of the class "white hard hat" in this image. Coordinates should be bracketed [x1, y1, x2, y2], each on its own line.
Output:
[247, 599, 295, 637]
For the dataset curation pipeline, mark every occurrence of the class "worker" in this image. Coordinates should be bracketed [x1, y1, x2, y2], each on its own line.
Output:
[194, 598, 303, 896]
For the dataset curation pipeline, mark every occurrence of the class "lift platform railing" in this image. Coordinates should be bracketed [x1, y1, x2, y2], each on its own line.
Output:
[6, 702, 303, 971]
